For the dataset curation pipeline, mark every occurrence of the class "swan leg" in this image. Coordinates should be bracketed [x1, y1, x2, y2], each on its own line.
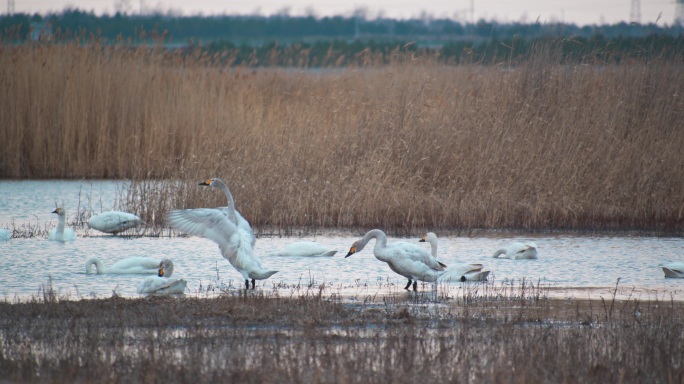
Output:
[404, 279, 413, 290]
[251, 279, 256, 290]
[245, 280, 250, 290]
[412, 281, 418, 292]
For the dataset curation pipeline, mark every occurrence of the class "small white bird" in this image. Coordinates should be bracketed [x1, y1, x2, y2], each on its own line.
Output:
[48, 207, 77, 242]
[136, 262, 187, 294]
[88, 211, 143, 234]
[267, 241, 337, 257]
[345, 229, 447, 292]
[199, 178, 256, 247]
[492, 241, 538, 260]
[86, 257, 174, 275]
[662, 262, 684, 278]
[419, 232, 490, 282]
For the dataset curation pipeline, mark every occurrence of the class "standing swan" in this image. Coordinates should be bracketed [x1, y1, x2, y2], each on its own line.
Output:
[48, 208, 77, 242]
[199, 178, 255, 247]
[345, 229, 447, 292]
[86, 257, 174, 275]
[136, 262, 187, 294]
[419, 232, 490, 282]
[88, 211, 143, 234]
[492, 241, 538, 260]
[662, 262, 684, 278]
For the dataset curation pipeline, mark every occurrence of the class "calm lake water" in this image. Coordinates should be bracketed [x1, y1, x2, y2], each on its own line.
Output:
[1, 180, 683, 301]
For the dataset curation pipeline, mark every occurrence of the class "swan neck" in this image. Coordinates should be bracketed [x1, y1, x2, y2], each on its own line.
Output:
[428, 238, 438, 258]
[56, 213, 65, 234]
[358, 229, 387, 253]
[86, 258, 104, 274]
[216, 181, 238, 223]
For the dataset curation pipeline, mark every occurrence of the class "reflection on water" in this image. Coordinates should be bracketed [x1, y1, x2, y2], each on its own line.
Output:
[1, 180, 683, 301]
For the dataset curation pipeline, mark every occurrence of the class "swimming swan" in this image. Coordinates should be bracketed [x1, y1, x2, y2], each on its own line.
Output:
[420, 232, 490, 282]
[267, 241, 338, 257]
[345, 229, 447, 291]
[88, 211, 143, 234]
[199, 178, 256, 247]
[48, 208, 77, 242]
[492, 241, 538, 260]
[136, 263, 187, 294]
[166, 208, 278, 290]
[662, 262, 684, 278]
[0, 229, 10, 241]
[85, 257, 174, 275]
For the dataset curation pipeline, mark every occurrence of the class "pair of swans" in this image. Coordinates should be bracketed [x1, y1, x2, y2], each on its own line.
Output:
[166, 178, 277, 290]
[48, 208, 77, 242]
[267, 241, 338, 257]
[662, 262, 684, 278]
[88, 211, 143, 234]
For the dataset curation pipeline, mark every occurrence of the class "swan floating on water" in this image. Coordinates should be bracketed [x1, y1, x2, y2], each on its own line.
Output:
[48, 208, 77, 242]
[88, 211, 143, 234]
[167, 180, 277, 289]
[86, 257, 174, 275]
[267, 241, 338, 257]
[0, 229, 10, 241]
[420, 232, 490, 282]
[136, 263, 187, 294]
[492, 241, 538, 260]
[662, 262, 684, 278]
[345, 229, 447, 292]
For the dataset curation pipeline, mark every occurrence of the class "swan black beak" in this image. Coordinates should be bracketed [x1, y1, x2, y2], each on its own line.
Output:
[199, 180, 210, 186]
[419, 239, 426, 242]
[158, 267, 165, 277]
[344, 246, 356, 258]
[51, 208, 59, 214]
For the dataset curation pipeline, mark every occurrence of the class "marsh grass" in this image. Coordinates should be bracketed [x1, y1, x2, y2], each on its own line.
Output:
[1, 278, 682, 383]
[1, 40, 683, 233]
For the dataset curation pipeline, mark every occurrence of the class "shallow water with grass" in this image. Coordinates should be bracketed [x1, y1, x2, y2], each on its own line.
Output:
[1, 180, 683, 301]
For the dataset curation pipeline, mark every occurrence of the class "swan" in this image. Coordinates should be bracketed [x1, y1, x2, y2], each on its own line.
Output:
[419, 232, 490, 282]
[492, 241, 538, 260]
[662, 262, 684, 278]
[88, 211, 143, 234]
[48, 208, 77, 242]
[267, 241, 338, 257]
[0, 229, 10, 241]
[199, 178, 256, 247]
[136, 263, 187, 294]
[345, 229, 447, 292]
[86, 257, 174, 275]
[166, 208, 278, 290]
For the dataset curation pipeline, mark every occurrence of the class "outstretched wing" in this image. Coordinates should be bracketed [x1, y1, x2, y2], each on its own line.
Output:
[166, 208, 238, 247]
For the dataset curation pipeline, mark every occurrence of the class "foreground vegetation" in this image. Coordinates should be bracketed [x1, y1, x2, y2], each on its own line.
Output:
[0, 282, 682, 383]
[1, 38, 683, 233]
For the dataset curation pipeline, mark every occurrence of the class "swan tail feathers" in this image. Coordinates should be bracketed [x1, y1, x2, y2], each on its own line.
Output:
[322, 250, 338, 257]
[438, 261, 448, 269]
[250, 270, 278, 280]
[663, 267, 684, 278]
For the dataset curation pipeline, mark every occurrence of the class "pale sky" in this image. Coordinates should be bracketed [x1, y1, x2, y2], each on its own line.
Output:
[9, 0, 680, 26]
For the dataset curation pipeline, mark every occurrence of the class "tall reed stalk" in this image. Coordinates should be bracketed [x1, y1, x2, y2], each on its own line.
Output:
[1, 40, 683, 232]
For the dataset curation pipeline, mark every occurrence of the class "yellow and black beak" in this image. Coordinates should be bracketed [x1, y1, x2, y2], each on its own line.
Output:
[158, 267, 165, 277]
[199, 179, 212, 186]
[419, 234, 427, 242]
[344, 246, 356, 258]
[51, 208, 60, 214]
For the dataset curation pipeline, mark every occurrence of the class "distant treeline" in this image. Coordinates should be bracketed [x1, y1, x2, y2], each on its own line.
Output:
[1, 9, 682, 45]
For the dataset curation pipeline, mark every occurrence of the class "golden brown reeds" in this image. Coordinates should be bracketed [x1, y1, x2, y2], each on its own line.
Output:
[1, 40, 683, 232]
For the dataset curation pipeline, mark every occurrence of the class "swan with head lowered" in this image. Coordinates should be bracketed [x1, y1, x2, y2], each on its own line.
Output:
[86, 257, 174, 275]
[166, 206, 277, 290]
[267, 241, 338, 257]
[199, 178, 255, 247]
[136, 262, 187, 294]
[88, 211, 143, 234]
[492, 241, 538, 260]
[345, 229, 447, 292]
[48, 207, 77, 242]
[662, 262, 684, 278]
[419, 232, 490, 282]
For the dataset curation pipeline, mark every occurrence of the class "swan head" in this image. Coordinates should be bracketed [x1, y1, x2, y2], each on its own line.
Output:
[52, 207, 65, 216]
[419, 232, 437, 243]
[159, 259, 174, 277]
[199, 178, 224, 188]
[345, 242, 359, 258]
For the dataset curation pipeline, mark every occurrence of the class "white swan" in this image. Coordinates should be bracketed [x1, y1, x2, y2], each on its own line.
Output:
[48, 208, 77, 242]
[267, 241, 338, 257]
[492, 241, 538, 260]
[662, 262, 684, 278]
[0, 229, 10, 241]
[166, 208, 278, 290]
[88, 211, 143, 234]
[136, 263, 187, 294]
[85, 257, 174, 275]
[199, 178, 256, 247]
[345, 229, 447, 291]
[419, 232, 490, 282]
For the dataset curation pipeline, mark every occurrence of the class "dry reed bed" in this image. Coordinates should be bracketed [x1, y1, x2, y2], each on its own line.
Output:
[0, 285, 682, 383]
[1, 42, 683, 232]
